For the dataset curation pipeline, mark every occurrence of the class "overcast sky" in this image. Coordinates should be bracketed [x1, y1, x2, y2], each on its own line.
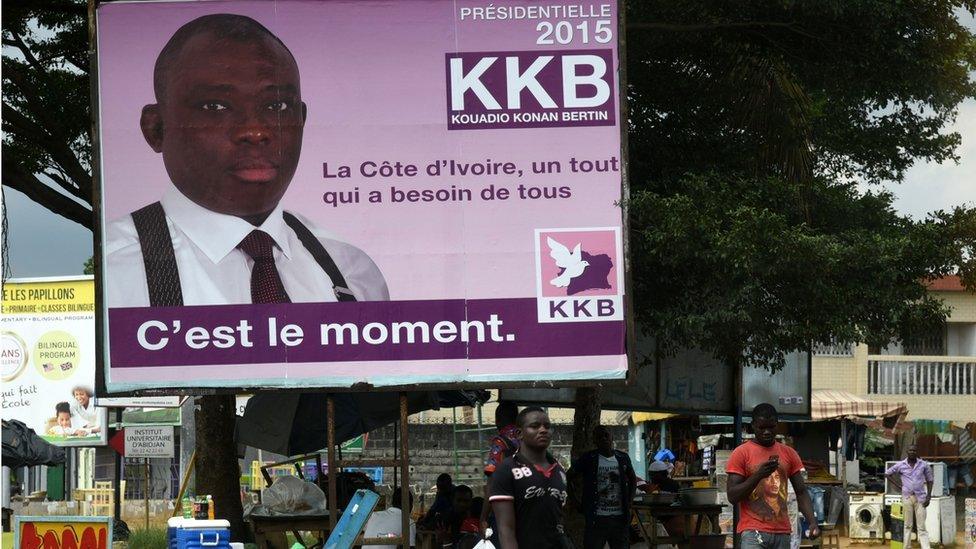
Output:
[879, 98, 976, 220]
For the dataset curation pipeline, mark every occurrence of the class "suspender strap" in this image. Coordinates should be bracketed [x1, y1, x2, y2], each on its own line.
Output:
[131, 201, 184, 307]
[282, 212, 358, 302]
[131, 204, 353, 305]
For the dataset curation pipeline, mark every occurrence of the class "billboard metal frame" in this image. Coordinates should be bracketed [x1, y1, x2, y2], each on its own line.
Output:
[89, 0, 633, 395]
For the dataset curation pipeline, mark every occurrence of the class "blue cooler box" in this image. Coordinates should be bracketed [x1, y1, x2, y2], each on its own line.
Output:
[168, 518, 231, 549]
[167, 517, 186, 549]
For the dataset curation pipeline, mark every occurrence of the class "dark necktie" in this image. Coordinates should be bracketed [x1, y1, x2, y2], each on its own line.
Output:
[238, 230, 291, 303]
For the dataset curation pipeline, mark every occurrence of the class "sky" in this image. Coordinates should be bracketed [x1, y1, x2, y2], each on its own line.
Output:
[878, 98, 976, 220]
[3, 186, 92, 278]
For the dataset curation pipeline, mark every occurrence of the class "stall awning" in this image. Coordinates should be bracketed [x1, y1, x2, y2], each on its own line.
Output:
[810, 390, 907, 421]
[631, 412, 679, 423]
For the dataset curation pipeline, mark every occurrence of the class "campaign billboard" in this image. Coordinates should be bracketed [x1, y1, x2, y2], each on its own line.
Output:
[1, 277, 108, 446]
[95, 0, 628, 391]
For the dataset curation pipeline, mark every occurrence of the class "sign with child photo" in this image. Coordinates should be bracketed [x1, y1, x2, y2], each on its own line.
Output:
[1, 277, 107, 446]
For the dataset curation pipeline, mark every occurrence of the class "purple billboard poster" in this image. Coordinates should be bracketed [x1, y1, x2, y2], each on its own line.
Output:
[95, 0, 628, 391]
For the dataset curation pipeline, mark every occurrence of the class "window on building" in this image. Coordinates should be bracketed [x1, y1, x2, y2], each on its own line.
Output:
[902, 322, 947, 356]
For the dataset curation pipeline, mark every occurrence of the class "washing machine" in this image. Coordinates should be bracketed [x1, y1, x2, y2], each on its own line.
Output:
[849, 492, 884, 540]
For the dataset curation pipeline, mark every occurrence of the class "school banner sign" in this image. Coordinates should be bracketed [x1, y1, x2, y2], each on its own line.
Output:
[1, 277, 107, 446]
[95, 0, 629, 391]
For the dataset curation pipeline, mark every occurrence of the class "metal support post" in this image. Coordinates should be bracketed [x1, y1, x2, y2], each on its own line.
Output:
[327, 395, 337, 530]
[399, 393, 410, 549]
[114, 409, 122, 522]
[144, 458, 150, 530]
[733, 361, 744, 549]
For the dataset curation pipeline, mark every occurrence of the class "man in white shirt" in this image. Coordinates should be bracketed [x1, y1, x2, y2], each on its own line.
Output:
[363, 487, 416, 549]
[105, 13, 387, 308]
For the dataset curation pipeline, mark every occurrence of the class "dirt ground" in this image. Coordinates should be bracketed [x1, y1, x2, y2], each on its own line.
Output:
[835, 531, 969, 547]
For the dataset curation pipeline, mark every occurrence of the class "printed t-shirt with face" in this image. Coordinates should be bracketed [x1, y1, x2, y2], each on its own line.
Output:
[596, 454, 623, 516]
[489, 453, 569, 549]
[726, 440, 803, 534]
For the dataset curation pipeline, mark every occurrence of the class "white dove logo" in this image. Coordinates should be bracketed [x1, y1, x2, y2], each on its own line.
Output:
[547, 236, 589, 288]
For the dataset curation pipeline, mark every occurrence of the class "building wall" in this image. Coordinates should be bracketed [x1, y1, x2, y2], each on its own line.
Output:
[413, 392, 625, 427]
[941, 290, 976, 323]
[869, 394, 976, 424]
[811, 289, 975, 422]
[361, 422, 630, 494]
[811, 347, 862, 392]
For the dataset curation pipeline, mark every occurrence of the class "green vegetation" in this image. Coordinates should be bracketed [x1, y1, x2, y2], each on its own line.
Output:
[626, 1, 976, 369]
[126, 528, 168, 549]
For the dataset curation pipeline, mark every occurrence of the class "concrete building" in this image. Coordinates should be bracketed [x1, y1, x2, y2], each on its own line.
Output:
[812, 276, 976, 422]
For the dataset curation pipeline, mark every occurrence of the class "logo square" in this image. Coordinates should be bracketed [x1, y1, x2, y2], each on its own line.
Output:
[534, 227, 623, 323]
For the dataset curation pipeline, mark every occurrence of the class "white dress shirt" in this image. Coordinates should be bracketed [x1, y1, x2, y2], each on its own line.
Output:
[105, 186, 389, 307]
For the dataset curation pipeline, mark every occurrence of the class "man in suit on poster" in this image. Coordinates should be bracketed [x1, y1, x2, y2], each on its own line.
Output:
[106, 13, 387, 308]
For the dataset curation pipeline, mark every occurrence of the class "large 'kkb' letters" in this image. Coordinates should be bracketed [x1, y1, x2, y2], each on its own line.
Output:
[538, 296, 622, 324]
[446, 49, 616, 130]
[449, 54, 608, 110]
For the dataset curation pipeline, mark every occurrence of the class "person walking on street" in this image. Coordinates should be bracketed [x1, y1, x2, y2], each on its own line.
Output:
[885, 444, 934, 549]
[489, 407, 569, 549]
[481, 401, 520, 535]
[727, 403, 820, 549]
[568, 425, 637, 549]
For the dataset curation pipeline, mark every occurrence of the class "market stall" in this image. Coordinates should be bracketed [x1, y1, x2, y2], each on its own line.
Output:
[807, 389, 908, 489]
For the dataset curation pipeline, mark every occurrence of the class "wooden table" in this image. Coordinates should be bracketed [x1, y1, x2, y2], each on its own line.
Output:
[671, 476, 710, 486]
[249, 513, 331, 549]
[632, 503, 726, 548]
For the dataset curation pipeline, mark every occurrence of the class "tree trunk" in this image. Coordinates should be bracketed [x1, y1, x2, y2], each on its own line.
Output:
[570, 386, 603, 459]
[195, 395, 249, 541]
[565, 386, 603, 548]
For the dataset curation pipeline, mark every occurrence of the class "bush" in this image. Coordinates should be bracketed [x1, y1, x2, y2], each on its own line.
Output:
[126, 527, 168, 549]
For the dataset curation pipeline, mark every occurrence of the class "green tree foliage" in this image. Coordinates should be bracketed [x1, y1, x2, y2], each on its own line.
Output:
[626, 0, 976, 368]
[2, 2, 91, 227]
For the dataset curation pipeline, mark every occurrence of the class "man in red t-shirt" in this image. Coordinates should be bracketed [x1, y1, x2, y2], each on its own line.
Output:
[727, 403, 819, 548]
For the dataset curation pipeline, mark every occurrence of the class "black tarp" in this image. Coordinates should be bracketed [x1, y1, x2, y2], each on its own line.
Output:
[2, 420, 66, 469]
[236, 390, 488, 456]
